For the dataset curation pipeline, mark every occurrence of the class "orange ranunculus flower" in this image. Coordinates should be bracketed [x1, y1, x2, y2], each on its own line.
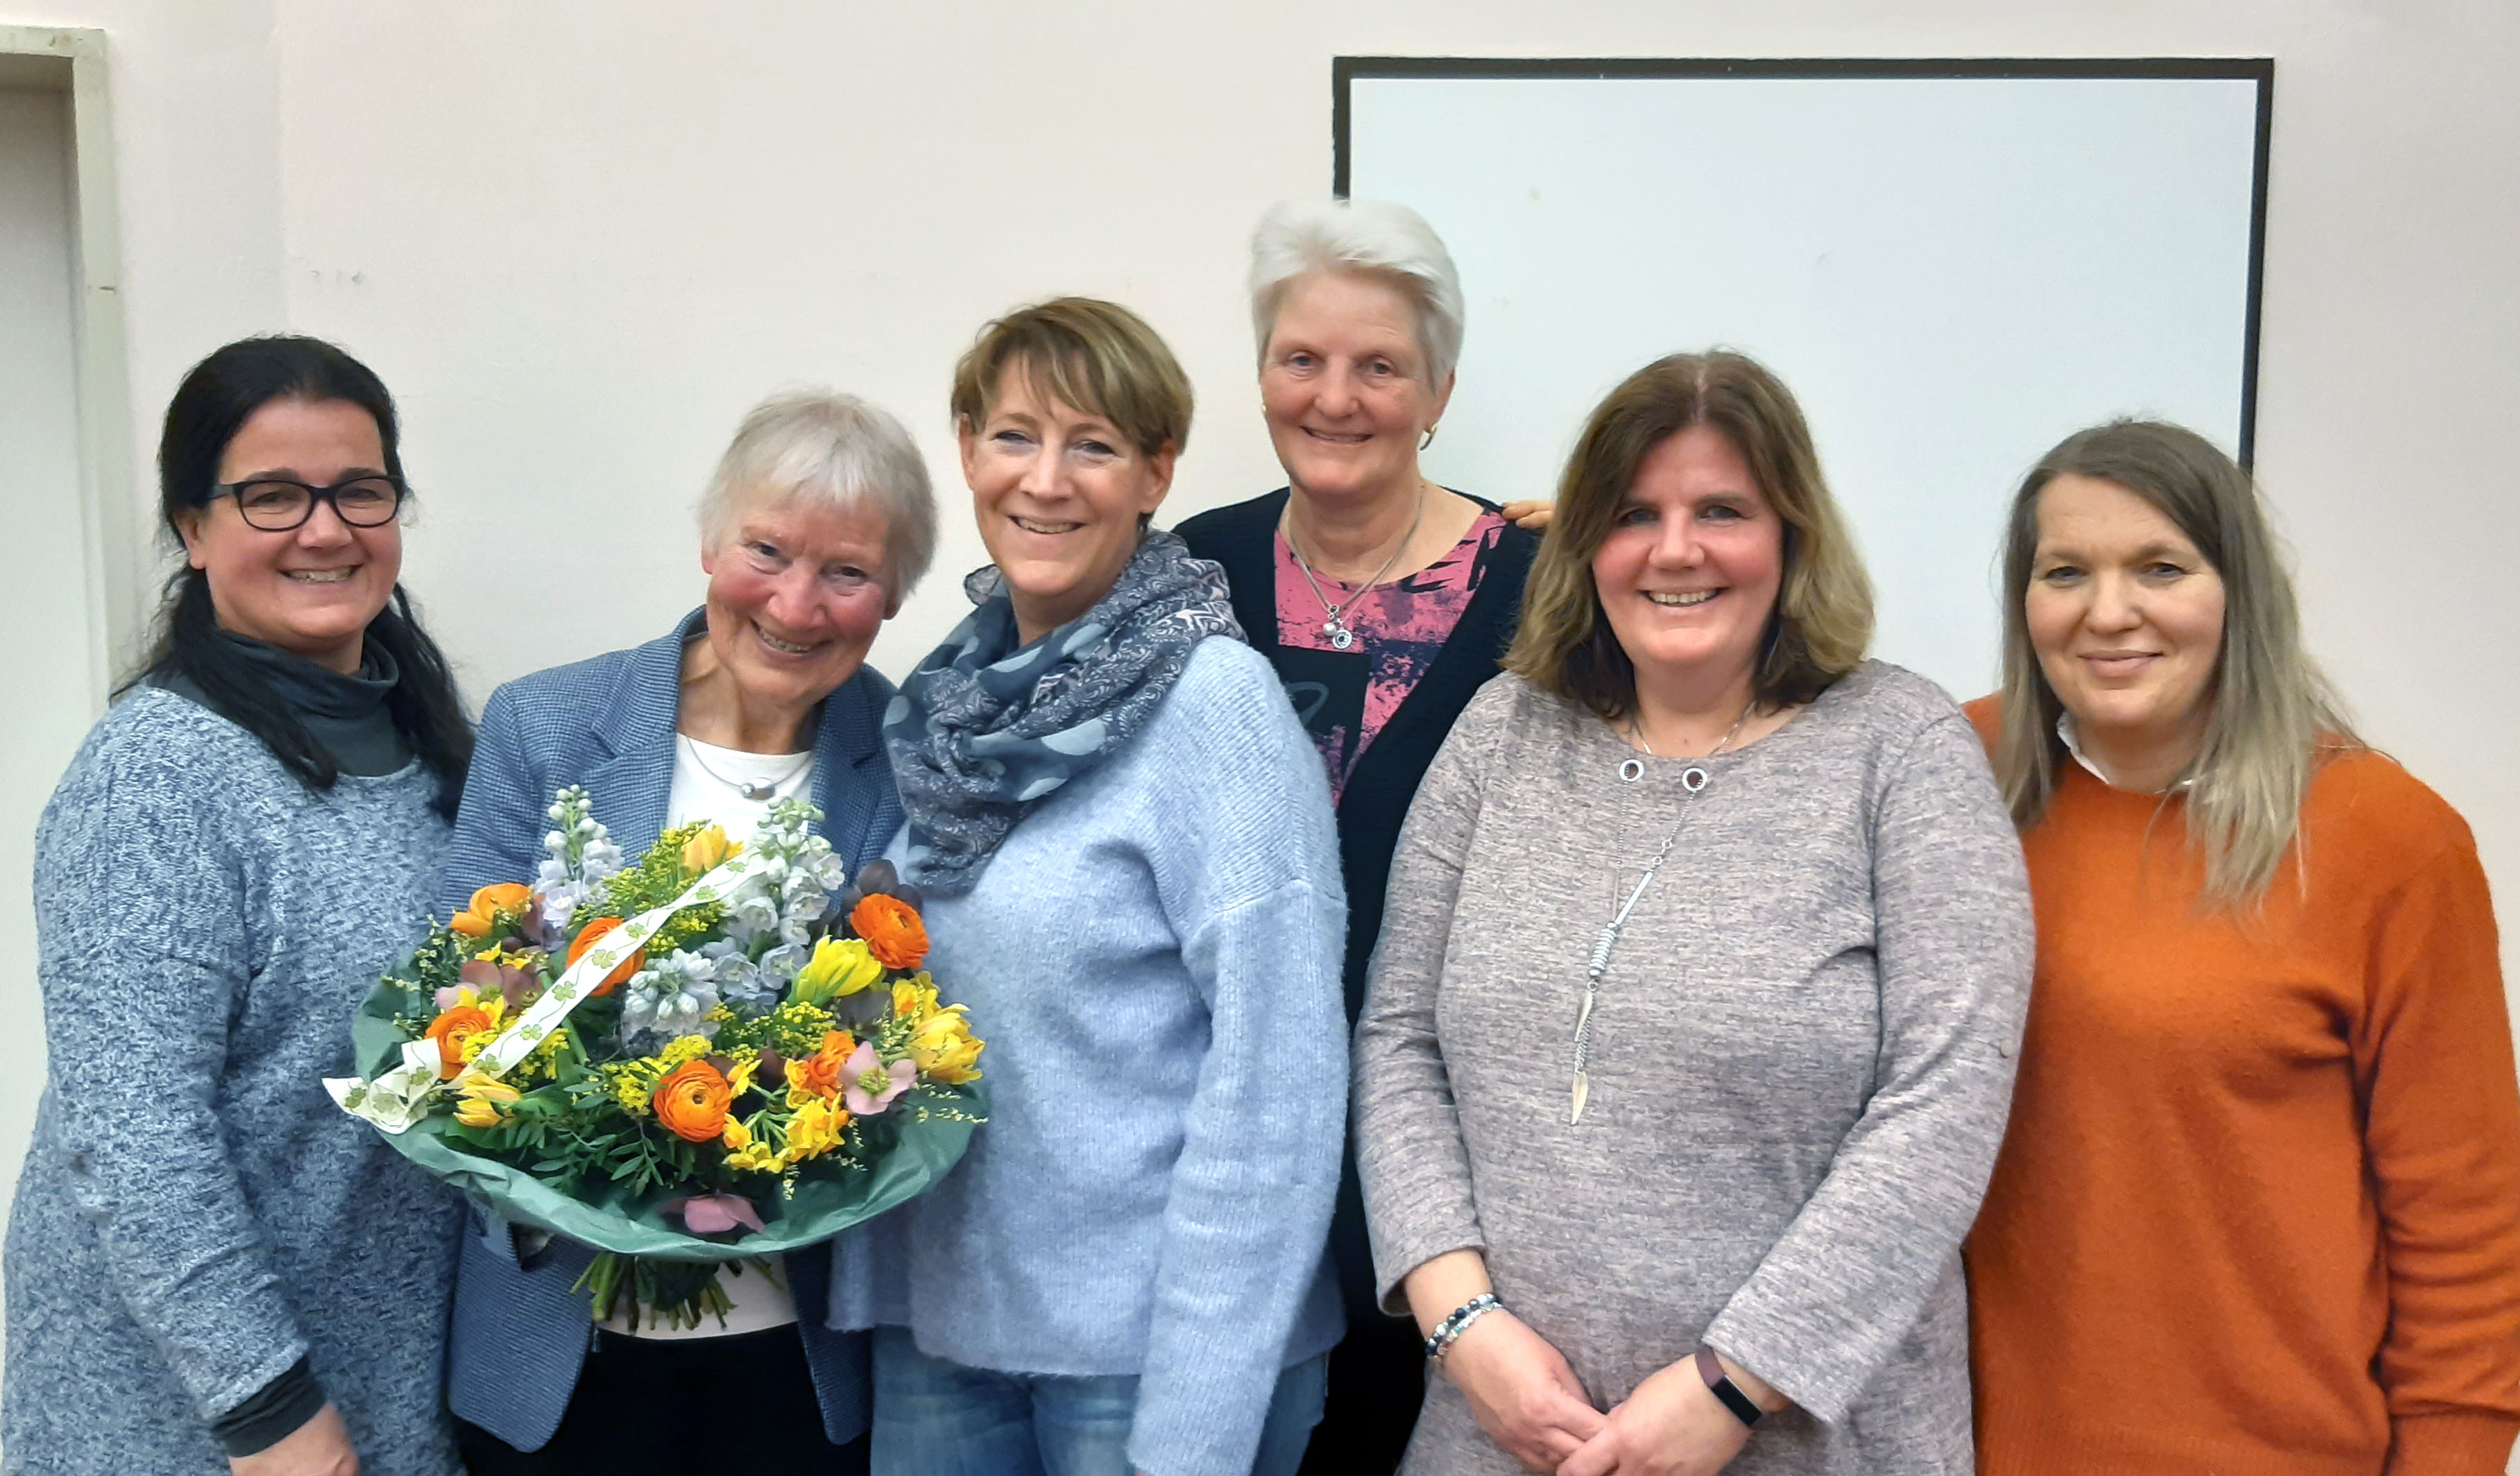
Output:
[851, 893, 928, 970]
[790, 1031, 855, 1100]
[566, 916, 644, 997]
[450, 882, 534, 937]
[424, 1004, 498, 1079]
[653, 1059, 733, 1142]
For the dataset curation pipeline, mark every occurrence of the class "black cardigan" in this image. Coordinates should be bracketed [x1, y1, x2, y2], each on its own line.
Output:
[1176, 488, 1540, 1024]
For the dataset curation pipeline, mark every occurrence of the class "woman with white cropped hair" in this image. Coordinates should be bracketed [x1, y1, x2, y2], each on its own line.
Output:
[1177, 198, 1540, 1470]
[441, 389, 935, 1475]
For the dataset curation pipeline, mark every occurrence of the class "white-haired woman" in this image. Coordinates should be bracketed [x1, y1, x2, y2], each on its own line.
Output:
[1176, 199, 1539, 1470]
[441, 391, 936, 1475]
[1962, 420, 2520, 1475]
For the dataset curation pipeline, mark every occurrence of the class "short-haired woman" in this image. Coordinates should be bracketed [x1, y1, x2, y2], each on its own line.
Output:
[851, 298, 1346, 1476]
[3, 336, 474, 1475]
[1355, 351, 2030, 1475]
[1175, 200, 1538, 1468]
[442, 391, 936, 1474]
[1962, 421, 2520, 1475]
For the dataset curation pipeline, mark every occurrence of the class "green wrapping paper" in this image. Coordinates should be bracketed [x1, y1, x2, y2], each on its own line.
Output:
[350, 976, 985, 1262]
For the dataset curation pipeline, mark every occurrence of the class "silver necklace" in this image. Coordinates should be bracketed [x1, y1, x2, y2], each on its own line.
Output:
[681, 735, 811, 803]
[1282, 483, 1427, 651]
[1570, 698, 1757, 1124]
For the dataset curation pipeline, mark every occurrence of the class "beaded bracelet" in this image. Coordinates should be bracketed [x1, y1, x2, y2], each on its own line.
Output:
[1423, 1292, 1502, 1361]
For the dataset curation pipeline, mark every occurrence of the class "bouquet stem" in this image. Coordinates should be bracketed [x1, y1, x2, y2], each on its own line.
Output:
[574, 1252, 784, 1331]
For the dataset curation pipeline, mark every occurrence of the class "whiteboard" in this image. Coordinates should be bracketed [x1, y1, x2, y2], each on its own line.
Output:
[1339, 60, 2269, 702]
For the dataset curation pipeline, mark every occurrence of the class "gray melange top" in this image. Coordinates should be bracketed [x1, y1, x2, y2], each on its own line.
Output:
[1354, 662, 2030, 1475]
[2, 687, 460, 1476]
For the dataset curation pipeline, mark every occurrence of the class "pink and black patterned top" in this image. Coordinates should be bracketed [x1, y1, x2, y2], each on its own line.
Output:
[1274, 509, 1511, 799]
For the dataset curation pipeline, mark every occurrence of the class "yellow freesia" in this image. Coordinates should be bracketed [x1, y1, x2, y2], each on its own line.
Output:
[793, 937, 885, 1006]
[452, 1097, 504, 1129]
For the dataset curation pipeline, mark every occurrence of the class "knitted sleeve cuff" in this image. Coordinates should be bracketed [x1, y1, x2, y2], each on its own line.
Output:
[210, 1357, 326, 1457]
[2384, 1410, 2520, 1476]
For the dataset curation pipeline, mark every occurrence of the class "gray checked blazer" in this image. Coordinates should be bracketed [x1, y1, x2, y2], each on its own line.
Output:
[434, 608, 901, 1451]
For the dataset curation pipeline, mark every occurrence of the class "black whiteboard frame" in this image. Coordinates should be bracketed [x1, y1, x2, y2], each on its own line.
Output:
[1331, 56, 2274, 466]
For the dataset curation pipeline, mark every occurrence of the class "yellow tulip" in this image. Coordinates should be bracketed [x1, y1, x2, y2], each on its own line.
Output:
[681, 824, 734, 875]
[793, 937, 884, 1006]
[455, 1070, 520, 1105]
[891, 977, 940, 1022]
[908, 1008, 985, 1085]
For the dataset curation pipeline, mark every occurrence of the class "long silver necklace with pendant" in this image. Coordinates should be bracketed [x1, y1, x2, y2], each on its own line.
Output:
[1569, 698, 1757, 1124]
[1284, 483, 1427, 651]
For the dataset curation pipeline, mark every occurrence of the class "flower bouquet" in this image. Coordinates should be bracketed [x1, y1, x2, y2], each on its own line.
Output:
[327, 786, 985, 1328]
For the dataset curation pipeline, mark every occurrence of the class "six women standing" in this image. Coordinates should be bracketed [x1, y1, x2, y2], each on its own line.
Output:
[5, 199, 2514, 1476]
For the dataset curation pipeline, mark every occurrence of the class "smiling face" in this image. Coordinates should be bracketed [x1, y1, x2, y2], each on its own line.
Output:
[1591, 424, 1785, 703]
[171, 396, 401, 673]
[698, 492, 896, 721]
[2024, 472, 2228, 762]
[961, 363, 1175, 645]
[1259, 271, 1451, 510]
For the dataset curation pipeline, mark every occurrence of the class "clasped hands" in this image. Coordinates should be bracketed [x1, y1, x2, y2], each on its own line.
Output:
[1441, 1312, 1762, 1476]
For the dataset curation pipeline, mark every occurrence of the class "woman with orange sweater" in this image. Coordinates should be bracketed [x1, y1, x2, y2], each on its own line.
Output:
[1963, 419, 2520, 1475]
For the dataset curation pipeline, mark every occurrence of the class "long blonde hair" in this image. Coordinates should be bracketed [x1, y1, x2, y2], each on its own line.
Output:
[1508, 351, 1873, 719]
[1995, 420, 2356, 903]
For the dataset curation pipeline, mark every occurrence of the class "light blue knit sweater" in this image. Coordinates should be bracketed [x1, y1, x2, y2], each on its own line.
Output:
[2, 687, 461, 1475]
[835, 637, 1347, 1476]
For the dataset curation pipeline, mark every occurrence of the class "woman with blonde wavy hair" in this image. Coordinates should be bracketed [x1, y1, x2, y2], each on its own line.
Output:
[1354, 350, 2031, 1475]
[1961, 419, 2520, 1475]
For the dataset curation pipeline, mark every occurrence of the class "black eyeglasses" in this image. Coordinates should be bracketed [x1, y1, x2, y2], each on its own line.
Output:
[208, 475, 408, 531]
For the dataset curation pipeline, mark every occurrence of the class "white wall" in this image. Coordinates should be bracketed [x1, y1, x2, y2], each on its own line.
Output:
[6, 0, 2516, 1234]
[0, 78, 86, 1241]
[1352, 69, 2266, 705]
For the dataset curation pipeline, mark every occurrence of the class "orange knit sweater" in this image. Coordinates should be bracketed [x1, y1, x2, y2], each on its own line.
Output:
[1962, 701, 2520, 1476]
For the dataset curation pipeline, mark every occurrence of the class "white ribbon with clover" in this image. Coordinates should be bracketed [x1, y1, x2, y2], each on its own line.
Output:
[327, 848, 771, 1133]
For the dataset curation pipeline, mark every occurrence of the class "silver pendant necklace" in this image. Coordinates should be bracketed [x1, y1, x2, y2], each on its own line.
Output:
[681, 735, 811, 803]
[1570, 698, 1757, 1124]
[1283, 483, 1427, 651]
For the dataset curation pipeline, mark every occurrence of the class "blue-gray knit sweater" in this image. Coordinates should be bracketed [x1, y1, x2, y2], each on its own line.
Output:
[835, 637, 1348, 1476]
[3, 687, 461, 1475]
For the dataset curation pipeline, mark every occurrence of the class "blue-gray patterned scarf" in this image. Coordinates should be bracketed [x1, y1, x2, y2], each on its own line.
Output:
[883, 530, 1245, 893]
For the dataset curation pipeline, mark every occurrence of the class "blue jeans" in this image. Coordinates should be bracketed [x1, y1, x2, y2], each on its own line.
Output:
[869, 1326, 1327, 1476]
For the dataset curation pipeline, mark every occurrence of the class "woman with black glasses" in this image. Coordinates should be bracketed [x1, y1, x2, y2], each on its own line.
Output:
[2, 335, 475, 1475]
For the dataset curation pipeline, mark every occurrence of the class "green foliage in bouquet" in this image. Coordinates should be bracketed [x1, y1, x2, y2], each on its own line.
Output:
[335, 789, 985, 1329]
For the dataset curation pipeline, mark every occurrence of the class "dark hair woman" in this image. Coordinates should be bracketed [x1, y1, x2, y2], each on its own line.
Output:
[2, 335, 472, 1476]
